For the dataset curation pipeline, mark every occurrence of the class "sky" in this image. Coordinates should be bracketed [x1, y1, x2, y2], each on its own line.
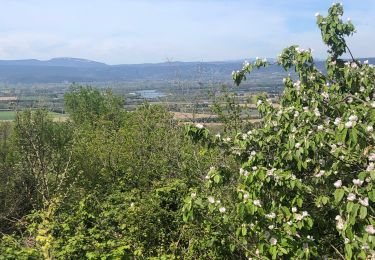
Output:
[0, 0, 374, 64]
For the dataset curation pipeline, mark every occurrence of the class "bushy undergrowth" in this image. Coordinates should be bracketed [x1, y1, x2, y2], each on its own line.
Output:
[0, 4, 374, 259]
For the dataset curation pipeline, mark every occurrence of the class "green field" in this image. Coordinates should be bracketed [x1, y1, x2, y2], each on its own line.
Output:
[0, 111, 68, 121]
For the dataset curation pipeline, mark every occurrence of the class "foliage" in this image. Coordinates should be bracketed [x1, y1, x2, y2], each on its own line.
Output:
[183, 3, 374, 259]
[0, 3, 373, 259]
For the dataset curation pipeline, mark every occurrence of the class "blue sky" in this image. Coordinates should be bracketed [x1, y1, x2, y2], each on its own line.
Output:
[0, 0, 374, 64]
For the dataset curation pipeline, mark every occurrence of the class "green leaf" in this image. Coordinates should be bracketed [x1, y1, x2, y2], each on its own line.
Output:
[334, 189, 345, 203]
[359, 206, 367, 219]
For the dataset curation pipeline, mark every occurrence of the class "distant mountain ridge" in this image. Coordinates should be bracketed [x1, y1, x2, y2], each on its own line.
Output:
[0, 57, 373, 84]
[0, 57, 108, 68]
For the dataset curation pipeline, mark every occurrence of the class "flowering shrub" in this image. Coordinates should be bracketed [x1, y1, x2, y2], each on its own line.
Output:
[184, 3, 374, 259]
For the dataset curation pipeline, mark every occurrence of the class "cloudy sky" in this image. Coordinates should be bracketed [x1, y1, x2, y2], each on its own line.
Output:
[0, 0, 374, 64]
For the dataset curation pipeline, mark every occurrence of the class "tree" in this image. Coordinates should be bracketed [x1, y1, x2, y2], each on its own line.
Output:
[184, 4, 374, 259]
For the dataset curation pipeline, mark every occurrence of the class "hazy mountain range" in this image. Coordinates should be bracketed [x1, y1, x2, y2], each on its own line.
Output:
[0, 57, 373, 84]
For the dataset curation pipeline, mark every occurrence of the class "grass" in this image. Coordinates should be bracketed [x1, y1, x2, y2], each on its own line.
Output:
[0, 111, 68, 121]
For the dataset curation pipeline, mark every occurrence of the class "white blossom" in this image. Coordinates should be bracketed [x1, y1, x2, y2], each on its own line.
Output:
[359, 197, 369, 207]
[302, 211, 309, 217]
[336, 216, 345, 230]
[314, 108, 321, 117]
[195, 123, 204, 129]
[257, 100, 262, 106]
[372, 101, 375, 108]
[208, 196, 215, 204]
[295, 214, 303, 221]
[334, 117, 342, 126]
[215, 133, 221, 138]
[347, 193, 356, 201]
[318, 125, 324, 130]
[352, 179, 363, 186]
[367, 162, 374, 172]
[367, 126, 373, 132]
[268, 225, 274, 230]
[219, 207, 226, 213]
[265, 212, 276, 219]
[369, 153, 375, 161]
[295, 143, 301, 149]
[315, 170, 325, 177]
[348, 115, 358, 122]
[292, 207, 297, 213]
[243, 193, 249, 200]
[191, 192, 197, 198]
[334, 180, 342, 188]
[365, 225, 375, 234]
[345, 121, 353, 128]
[250, 151, 256, 156]
[269, 237, 277, 245]
[253, 200, 262, 207]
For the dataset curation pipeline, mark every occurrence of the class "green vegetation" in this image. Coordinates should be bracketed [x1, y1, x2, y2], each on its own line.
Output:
[0, 4, 374, 259]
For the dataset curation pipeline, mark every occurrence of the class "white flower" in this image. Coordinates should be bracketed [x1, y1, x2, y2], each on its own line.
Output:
[224, 137, 231, 142]
[302, 211, 309, 217]
[283, 78, 286, 83]
[334, 117, 342, 125]
[219, 207, 226, 213]
[351, 62, 358, 68]
[336, 218, 345, 230]
[345, 121, 353, 128]
[287, 221, 293, 225]
[295, 214, 303, 221]
[347, 193, 356, 201]
[243, 193, 249, 200]
[352, 179, 363, 186]
[315, 170, 325, 177]
[265, 212, 276, 219]
[130, 202, 135, 207]
[372, 101, 375, 108]
[349, 115, 358, 122]
[303, 106, 309, 111]
[314, 108, 321, 117]
[191, 192, 197, 198]
[367, 162, 374, 172]
[295, 143, 301, 149]
[292, 207, 297, 213]
[347, 97, 353, 104]
[360, 86, 365, 92]
[208, 196, 215, 204]
[307, 235, 314, 241]
[242, 133, 248, 139]
[195, 123, 204, 129]
[367, 126, 373, 132]
[269, 237, 277, 245]
[253, 200, 262, 207]
[294, 111, 299, 117]
[322, 92, 329, 100]
[318, 125, 324, 131]
[215, 133, 221, 138]
[365, 225, 375, 234]
[257, 100, 262, 106]
[334, 180, 342, 188]
[250, 151, 256, 156]
[268, 225, 274, 230]
[369, 153, 375, 161]
[252, 166, 258, 171]
[315, 12, 320, 17]
[359, 197, 369, 207]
